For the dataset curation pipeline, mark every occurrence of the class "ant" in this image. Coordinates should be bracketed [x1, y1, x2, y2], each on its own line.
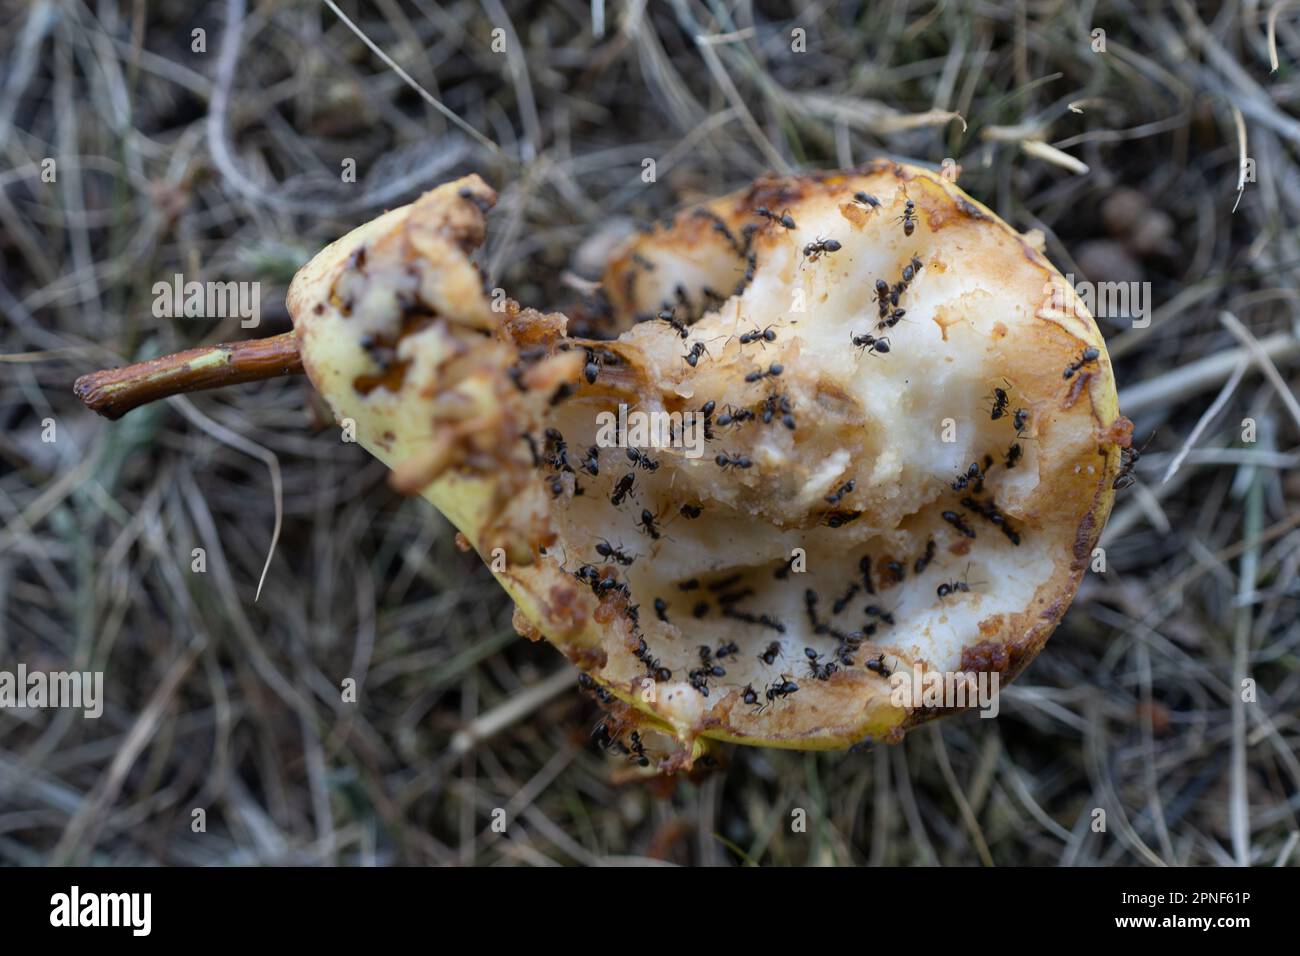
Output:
[658, 309, 689, 339]
[1013, 408, 1030, 435]
[583, 350, 602, 385]
[831, 582, 861, 615]
[878, 308, 906, 330]
[715, 451, 753, 469]
[715, 641, 739, 659]
[804, 647, 838, 681]
[874, 279, 892, 310]
[895, 199, 916, 237]
[745, 362, 784, 383]
[764, 676, 800, 705]
[937, 578, 971, 600]
[610, 472, 636, 506]
[581, 446, 600, 476]
[859, 555, 875, 594]
[761, 392, 795, 429]
[653, 597, 669, 622]
[626, 447, 660, 471]
[759, 641, 783, 665]
[989, 384, 1010, 420]
[1113, 433, 1152, 490]
[637, 509, 661, 539]
[739, 325, 778, 347]
[951, 459, 989, 492]
[1005, 442, 1023, 469]
[854, 191, 880, 209]
[902, 255, 924, 283]
[802, 237, 841, 262]
[852, 331, 890, 355]
[866, 654, 891, 678]
[743, 684, 761, 710]
[825, 479, 855, 505]
[595, 539, 634, 565]
[826, 510, 862, 528]
[756, 206, 797, 229]
[1063, 347, 1100, 379]
[716, 405, 755, 427]
[961, 496, 1021, 546]
[942, 510, 976, 539]
[680, 503, 703, 519]
[914, 537, 937, 574]
[684, 341, 709, 368]
[864, 604, 896, 627]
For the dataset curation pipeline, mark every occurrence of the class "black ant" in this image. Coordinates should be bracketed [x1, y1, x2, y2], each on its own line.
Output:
[637, 509, 661, 539]
[626, 447, 660, 471]
[802, 237, 841, 262]
[951, 459, 989, 492]
[583, 350, 602, 385]
[859, 555, 875, 594]
[874, 279, 891, 311]
[716, 405, 755, 427]
[742, 684, 761, 710]
[878, 308, 906, 330]
[864, 604, 896, 627]
[937, 578, 971, 600]
[595, 539, 634, 565]
[684, 341, 709, 368]
[826, 510, 862, 528]
[852, 331, 890, 355]
[1063, 347, 1100, 379]
[960, 496, 1021, 545]
[714, 451, 754, 476]
[658, 310, 689, 339]
[854, 191, 880, 208]
[1114, 445, 1142, 490]
[653, 597, 669, 622]
[680, 503, 703, 519]
[1013, 408, 1030, 435]
[759, 641, 782, 665]
[990, 385, 1010, 420]
[942, 510, 976, 539]
[756, 206, 796, 229]
[914, 537, 936, 574]
[764, 676, 800, 704]
[1113, 431, 1153, 491]
[895, 199, 916, 237]
[581, 446, 600, 476]
[1005, 442, 1023, 469]
[831, 582, 860, 615]
[744, 362, 784, 383]
[866, 654, 891, 678]
[901, 255, 923, 283]
[715, 641, 739, 659]
[804, 647, 837, 680]
[739, 325, 778, 347]
[825, 479, 855, 505]
[610, 472, 636, 506]
[761, 392, 795, 429]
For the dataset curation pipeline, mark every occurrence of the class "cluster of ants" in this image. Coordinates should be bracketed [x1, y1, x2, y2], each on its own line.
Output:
[549, 191, 1140, 734]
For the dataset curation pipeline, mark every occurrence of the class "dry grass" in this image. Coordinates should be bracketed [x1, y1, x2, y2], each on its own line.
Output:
[1, 0, 1298, 866]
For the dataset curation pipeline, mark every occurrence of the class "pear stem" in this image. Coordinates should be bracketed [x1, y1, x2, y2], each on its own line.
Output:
[73, 331, 303, 420]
